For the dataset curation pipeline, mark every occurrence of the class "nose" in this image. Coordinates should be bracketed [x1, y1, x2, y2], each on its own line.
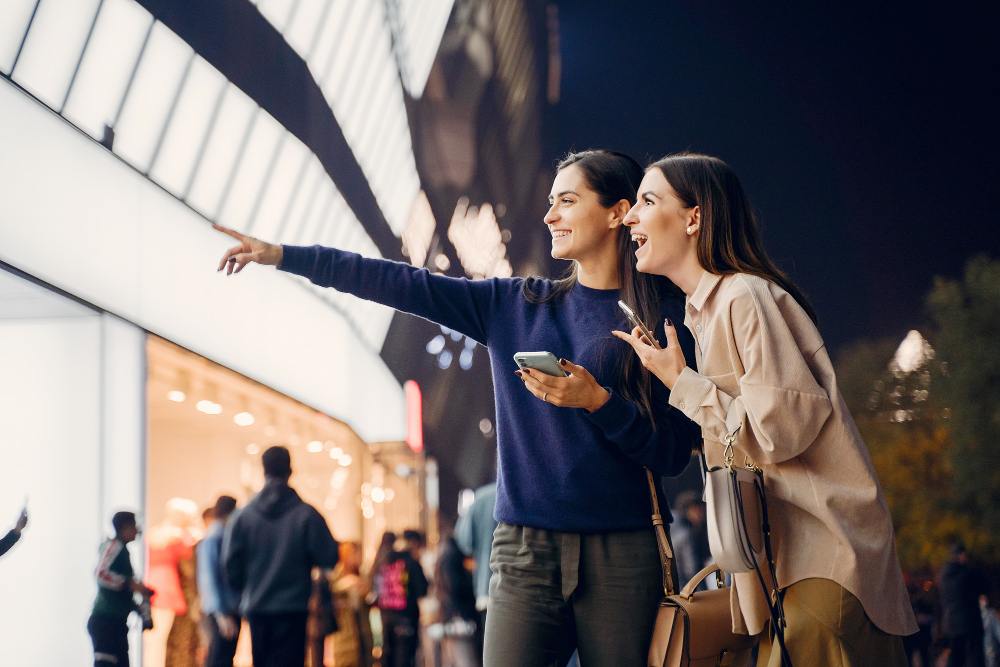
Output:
[543, 205, 558, 225]
[623, 202, 639, 226]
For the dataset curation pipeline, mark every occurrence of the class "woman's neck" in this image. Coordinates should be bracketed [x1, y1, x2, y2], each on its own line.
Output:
[575, 247, 621, 290]
[670, 255, 708, 296]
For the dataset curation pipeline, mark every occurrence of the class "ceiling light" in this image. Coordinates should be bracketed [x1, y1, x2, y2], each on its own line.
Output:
[384, 488, 395, 502]
[329, 447, 343, 460]
[246, 443, 260, 455]
[168, 391, 186, 402]
[426, 335, 446, 355]
[339, 454, 353, 467]
[307, 440, 323, 453]
[459, 348, 474, 370]
[197, 400, 222, 415]
[437, 350, 453, 369]
[234, 412, 255, 426]
[371, 487, 385, 503]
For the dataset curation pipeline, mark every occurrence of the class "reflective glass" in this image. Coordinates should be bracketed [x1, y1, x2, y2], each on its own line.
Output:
[308, 0, 352, 83]
[319, 0, 366, 97]
[186, 84, 256, 218]
[330, 9, 381, 119]
[0, 0, 39, 75]
[113, 22, 193, 173]
[11, 0, 101, 110]
[62, 0, 153, 140]
[149, 55, 227, 197]
[248, 134, 309, 238]
[217, 111, 284, 232]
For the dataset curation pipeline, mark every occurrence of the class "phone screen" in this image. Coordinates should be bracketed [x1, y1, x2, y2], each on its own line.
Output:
[618, 300, 660, 349]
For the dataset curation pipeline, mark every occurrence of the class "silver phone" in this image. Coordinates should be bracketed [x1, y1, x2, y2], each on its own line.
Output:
[513, 351, 567, 377]
[618, 300, 661, 349]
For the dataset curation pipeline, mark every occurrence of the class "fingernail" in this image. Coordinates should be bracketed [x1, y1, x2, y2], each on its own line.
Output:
[559, 359, 567, 365]
[514, 370, 522, 377]
[666, 318, 674, 327]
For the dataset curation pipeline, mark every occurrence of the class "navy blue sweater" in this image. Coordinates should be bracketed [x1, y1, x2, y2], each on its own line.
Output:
[280, 245, 700, 532]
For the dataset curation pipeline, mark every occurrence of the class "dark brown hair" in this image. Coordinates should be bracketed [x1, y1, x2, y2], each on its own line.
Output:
[651, 153, 817, 323]
[524, 150, 678, 422]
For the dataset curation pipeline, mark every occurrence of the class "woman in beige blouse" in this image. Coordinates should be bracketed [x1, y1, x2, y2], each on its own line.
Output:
[614, 153, 917, 666]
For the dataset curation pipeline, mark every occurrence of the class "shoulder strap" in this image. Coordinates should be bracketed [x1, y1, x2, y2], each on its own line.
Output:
[645, 469, 675, 596]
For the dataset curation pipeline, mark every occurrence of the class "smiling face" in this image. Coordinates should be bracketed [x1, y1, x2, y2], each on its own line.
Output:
[544, 165, 622, 263]
[623, 167, 700, 277]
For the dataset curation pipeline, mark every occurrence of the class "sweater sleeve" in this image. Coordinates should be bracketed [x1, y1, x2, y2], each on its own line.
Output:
[668, 286, 833, 465]
[0, 529, 19, 557]
[279, 245, 502, 345]
[584, 309, 701, 476]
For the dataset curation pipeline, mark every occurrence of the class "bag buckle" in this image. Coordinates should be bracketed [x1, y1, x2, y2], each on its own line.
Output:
[723, 427, 741, 468]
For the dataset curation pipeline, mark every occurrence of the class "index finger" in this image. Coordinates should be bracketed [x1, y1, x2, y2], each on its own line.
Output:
[520, 368, 565, 389]
[212, 224, 246, 242]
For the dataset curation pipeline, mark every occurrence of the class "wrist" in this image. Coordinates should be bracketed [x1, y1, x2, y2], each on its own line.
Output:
[269, 244, 284, 267]
[586, 387, 611, 413]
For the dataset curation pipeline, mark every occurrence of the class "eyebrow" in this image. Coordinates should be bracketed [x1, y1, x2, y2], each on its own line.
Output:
[549, 189, 580, 200]
[640, 190, 660, 199]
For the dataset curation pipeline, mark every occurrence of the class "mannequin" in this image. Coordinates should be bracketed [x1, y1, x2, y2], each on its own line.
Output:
[144, 498, 200, 667]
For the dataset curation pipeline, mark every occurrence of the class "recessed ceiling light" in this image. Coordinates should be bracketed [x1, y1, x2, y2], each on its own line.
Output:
[197, 400, 222, 415]
[307, 441, 323, 453]
[234, 412, 255, 426]
[246, 443, 260, 455]
[338, 454, 353, 467]
[167, 391, 186, 402]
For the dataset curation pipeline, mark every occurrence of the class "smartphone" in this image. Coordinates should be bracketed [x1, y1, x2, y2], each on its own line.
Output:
[618, 300, 661, 349]
[513, 351, 567, 377]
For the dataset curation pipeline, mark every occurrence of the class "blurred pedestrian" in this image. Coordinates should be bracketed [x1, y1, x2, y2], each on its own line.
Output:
[0, 505, 27, 558]
[213, 150, 701, 667]
[329, 541, 373, 667]
[375, 530, 428, 667]
[223, 446, 339, 667]
[939, 543, 986, 667]
[981, 596, 1000, 667]
[197, 495, 241, 667]
[437, 529, 479, 667]
[669, 490, 709, 590]
[455, 482, 497, 639]
[88, 511, 153, 667]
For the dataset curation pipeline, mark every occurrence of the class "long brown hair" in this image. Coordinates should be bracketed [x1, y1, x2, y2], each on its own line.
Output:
[651, 153, 818, 323]
[524, 150, 679, 422]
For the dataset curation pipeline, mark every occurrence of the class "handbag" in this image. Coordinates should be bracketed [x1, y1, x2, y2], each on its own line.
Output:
[701, 428, 792, 666]
[644, 470, 756, 667]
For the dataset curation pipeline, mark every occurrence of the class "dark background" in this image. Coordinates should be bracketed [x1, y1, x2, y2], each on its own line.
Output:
[546, 0, 1000, 353]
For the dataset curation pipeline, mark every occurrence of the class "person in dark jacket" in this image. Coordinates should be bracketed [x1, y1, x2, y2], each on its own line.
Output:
[375, 533, 428, 667]
[0, 506, 27, 558]
[939, 543, 987, 667]
[88, 511, 153, 667]
[222, 446, 339, 667]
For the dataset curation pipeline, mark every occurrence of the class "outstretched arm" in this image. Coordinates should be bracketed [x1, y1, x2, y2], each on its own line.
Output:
[213, 225, 499, 344]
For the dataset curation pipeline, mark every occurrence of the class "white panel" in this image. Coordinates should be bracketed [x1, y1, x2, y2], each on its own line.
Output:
[148, 56, 227, 197]
[396, 0, 454, 98]
[62, 0, 153, 140]
[308, 0, 353, 82]
[277, 157, 324, 245]
[331, 9, 381, 120]
[320, 0, 367, 96]
[249, 136, 309, 239]
[186, 85, 257, 218]
[294, 179, 334, 246]
[113, 21, 193, 173]
[217, 112, 284, 232]
[284, 0, 328, 58]
[0, 78, 405, 442]
[11, 0, 101, 109]
[0, 314, 103, 667]
[257, 0, 297, 32]
[0, 0, 39, 75]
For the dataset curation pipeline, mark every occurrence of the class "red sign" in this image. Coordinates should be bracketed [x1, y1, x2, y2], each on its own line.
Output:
[404, 380, 423, 453]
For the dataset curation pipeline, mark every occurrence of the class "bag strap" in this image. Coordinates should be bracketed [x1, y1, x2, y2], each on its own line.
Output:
[645, 468, 675, 596]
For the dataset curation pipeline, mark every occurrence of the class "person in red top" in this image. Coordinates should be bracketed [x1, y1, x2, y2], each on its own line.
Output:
[375, 532, 428, 667]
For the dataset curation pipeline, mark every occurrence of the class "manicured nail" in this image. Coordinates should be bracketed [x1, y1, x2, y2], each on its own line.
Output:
[559, 359, 567, 365]
[666, 318, 674, 327]
[514, 370, 522, 377]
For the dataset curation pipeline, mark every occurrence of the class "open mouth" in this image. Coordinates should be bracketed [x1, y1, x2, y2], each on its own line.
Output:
[551, 230, 571, 239]
[631, 233, 648, 248]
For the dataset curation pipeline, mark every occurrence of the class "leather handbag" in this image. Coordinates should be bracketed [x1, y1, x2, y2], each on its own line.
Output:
[644, 470, 756, 667]
[647, 564, 756, 667]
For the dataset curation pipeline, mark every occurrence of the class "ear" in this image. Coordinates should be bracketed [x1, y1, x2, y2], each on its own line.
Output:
[609, 199, 631, 229]
[686, 205, 701, 236]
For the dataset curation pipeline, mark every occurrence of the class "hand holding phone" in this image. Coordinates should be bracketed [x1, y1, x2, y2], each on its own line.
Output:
[618, 300, 660, 349]
[513, 351, 568, 377]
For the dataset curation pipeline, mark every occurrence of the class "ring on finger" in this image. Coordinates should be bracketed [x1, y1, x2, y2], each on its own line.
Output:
[542, 392, 548, 403]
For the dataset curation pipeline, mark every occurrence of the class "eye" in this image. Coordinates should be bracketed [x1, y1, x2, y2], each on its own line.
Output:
[562, 198, 573, 204]
[644, 197, 653, 205]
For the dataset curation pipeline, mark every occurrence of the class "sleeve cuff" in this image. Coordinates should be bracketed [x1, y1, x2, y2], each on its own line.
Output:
[277, 245, 315, 277]
[583, 388, 632, 429]
[667, 367, 715, 420]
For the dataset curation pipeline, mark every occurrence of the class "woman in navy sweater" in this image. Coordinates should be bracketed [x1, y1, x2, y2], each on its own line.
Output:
[215, 150, 701, 666]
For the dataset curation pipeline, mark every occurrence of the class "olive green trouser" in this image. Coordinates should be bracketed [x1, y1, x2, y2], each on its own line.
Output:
[483, 522, 675, 667]
[758, 578, 908, 667]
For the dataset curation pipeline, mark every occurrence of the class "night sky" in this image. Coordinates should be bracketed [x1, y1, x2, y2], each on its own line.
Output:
[547, 0, 1000, 353]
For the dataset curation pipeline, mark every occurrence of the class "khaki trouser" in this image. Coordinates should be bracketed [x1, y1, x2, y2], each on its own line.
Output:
[757, 578, 908, 667]
[483, 522, 674, 667]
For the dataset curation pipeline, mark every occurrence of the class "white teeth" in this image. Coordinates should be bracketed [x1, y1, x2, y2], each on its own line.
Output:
[631, 234, 648, 246]
[551, 230, 571, 238]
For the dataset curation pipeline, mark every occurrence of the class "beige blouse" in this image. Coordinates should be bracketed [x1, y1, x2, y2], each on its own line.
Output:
[668, 271, 917, 637]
